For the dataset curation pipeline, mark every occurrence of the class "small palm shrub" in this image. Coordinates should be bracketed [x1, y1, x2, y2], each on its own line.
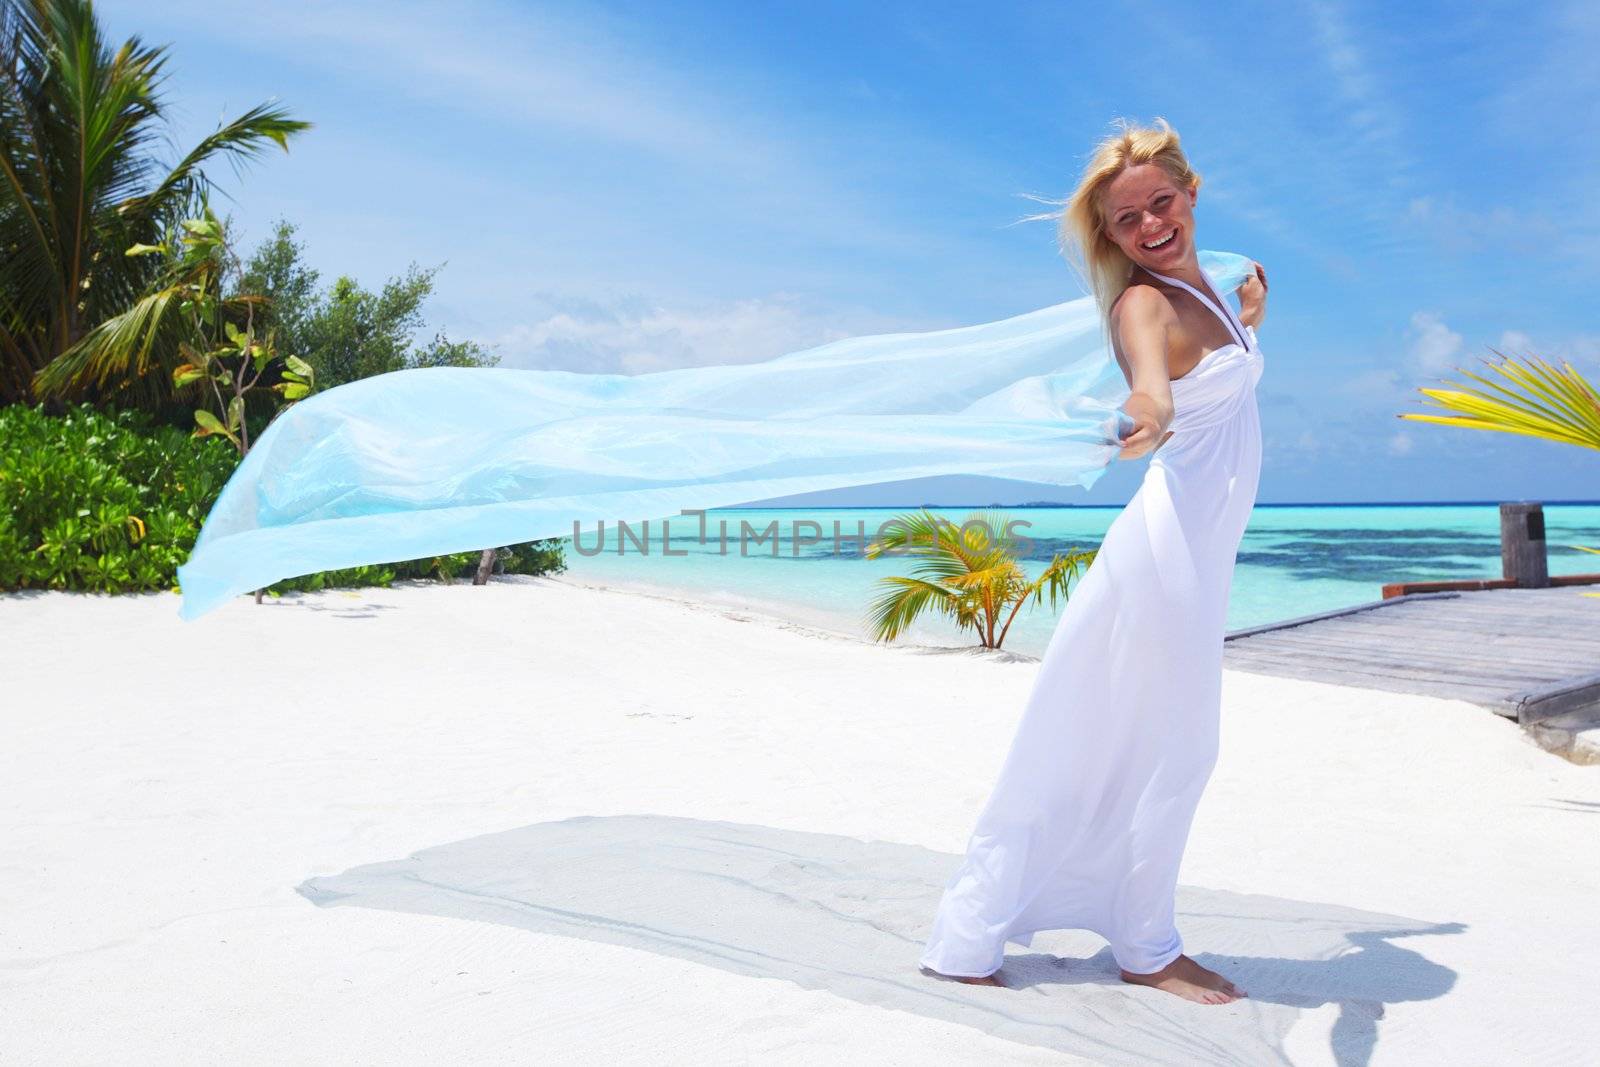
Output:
[864, 508, 1097, 650]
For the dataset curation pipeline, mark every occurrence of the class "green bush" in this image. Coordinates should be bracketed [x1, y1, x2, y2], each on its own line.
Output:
[0, 404, 235, 591]
[0, 404, 566, 597]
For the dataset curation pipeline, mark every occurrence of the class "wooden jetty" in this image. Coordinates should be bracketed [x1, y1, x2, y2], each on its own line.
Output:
[1222, 502, 1600, 761]
[1223, 586, 1599, 723]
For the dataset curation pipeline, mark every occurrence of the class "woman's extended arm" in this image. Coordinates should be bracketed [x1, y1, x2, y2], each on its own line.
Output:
[1111, 285, 1178, 460]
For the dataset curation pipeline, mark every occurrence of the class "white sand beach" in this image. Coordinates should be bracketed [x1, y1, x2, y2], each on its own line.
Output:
[4, 576, 1598, 1065]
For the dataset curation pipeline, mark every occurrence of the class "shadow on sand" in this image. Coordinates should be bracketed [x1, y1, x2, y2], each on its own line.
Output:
[297, 815, 1459, 1066]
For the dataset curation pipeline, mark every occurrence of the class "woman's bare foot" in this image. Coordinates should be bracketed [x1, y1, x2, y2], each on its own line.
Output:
[1119, 955, 1245, 1004]
[920, 965, 1006, 987]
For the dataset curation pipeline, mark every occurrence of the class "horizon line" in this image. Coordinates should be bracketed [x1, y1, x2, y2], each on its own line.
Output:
[718, 498, 1600, 510]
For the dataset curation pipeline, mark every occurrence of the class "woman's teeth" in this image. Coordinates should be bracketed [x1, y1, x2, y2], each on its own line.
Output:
[1141, 229, 1176, 250]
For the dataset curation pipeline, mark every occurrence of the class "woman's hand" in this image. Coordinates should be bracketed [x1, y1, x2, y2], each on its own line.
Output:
[1119, 411, 1173, 459]
[1237, 261, 1268, 329]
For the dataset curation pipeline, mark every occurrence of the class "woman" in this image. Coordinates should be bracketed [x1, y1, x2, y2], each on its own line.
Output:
[917, 117, 1268, 1005]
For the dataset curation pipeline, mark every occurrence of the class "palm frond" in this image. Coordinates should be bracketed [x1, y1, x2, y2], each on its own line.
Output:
[115, 101, 311, 226]
[862, 575, 957, 644]
[1398, 350, 1600, 451]
[945, 560, 1024, 590]
[32, 286, 184, 395]
[0, 0, 308, 405]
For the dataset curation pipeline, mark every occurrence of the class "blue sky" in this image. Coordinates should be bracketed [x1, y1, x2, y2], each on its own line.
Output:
[104, 0, 1597, 505]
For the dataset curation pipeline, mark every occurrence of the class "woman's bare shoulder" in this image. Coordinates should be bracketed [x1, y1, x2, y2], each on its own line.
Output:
[1110, 281, 1178, 334]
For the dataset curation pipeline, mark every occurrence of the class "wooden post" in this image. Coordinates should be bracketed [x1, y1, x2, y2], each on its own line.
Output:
[1500, 502, 1548, 588]
[472, 547, 498, 585]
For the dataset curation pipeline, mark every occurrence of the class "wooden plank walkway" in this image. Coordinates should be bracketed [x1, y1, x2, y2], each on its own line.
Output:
[1222, 586, 1600, 724]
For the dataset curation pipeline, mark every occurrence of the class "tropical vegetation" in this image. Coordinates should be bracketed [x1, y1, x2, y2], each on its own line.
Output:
[0, 0, 566, 600]
[863, 509, 1097, 650]
[33, 203, 318, 454]
[0, 403, 566, 595]
[0, 0, 309, 410]
[238, 219, 497, 392]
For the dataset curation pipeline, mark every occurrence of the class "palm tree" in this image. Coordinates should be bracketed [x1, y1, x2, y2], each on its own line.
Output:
[0, 0, 309, 408]
[863, 508, 1097, 650]
[1397, 350, 1600, 451]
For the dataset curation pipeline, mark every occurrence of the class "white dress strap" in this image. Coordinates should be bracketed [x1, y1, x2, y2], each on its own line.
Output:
[1141, 265, 1252, 353]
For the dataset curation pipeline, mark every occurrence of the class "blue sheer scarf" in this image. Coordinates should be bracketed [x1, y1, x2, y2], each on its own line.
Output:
[175, 250, 1256, 619]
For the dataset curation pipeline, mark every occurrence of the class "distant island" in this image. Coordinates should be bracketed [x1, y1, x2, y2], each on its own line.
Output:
[927, 501, 1077, 508]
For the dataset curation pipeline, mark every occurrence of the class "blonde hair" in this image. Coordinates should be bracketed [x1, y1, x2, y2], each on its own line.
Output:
[1019, 117, 1202, 340]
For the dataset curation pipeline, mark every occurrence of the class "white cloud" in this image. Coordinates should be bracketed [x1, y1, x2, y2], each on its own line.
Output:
[1485, 330, 1600, 367]
[1497, 330, 1535, 356]
[1387, 431, 1414, 456]
[119, 0, 929, 256]
[485, 293, 918, 374]
[1552, 336, 1600, 366]
[1406, 311, 1464, 374]
[1263, 428, 1322, 459]
[1404, 195, 1568, 261]
[1337, 366, 1403, 403]
[1302, 0, 1413, 179]
[146, 1, 748, 167]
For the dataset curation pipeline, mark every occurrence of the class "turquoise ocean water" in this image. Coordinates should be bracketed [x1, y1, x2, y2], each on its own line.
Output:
[557, 503, 1600, 659]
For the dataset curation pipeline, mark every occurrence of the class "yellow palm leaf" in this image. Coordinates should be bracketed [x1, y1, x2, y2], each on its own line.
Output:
[1397, 349, 1600, 450]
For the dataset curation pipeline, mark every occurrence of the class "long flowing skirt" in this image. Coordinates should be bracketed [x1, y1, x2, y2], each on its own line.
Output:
[918, 396, 1261, 977]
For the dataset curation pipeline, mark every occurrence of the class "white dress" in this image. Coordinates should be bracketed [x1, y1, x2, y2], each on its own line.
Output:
[918, 266, 1265, 977]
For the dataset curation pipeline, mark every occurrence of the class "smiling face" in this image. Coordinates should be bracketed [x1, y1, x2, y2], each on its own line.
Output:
[1099, 162, 1198, 272]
